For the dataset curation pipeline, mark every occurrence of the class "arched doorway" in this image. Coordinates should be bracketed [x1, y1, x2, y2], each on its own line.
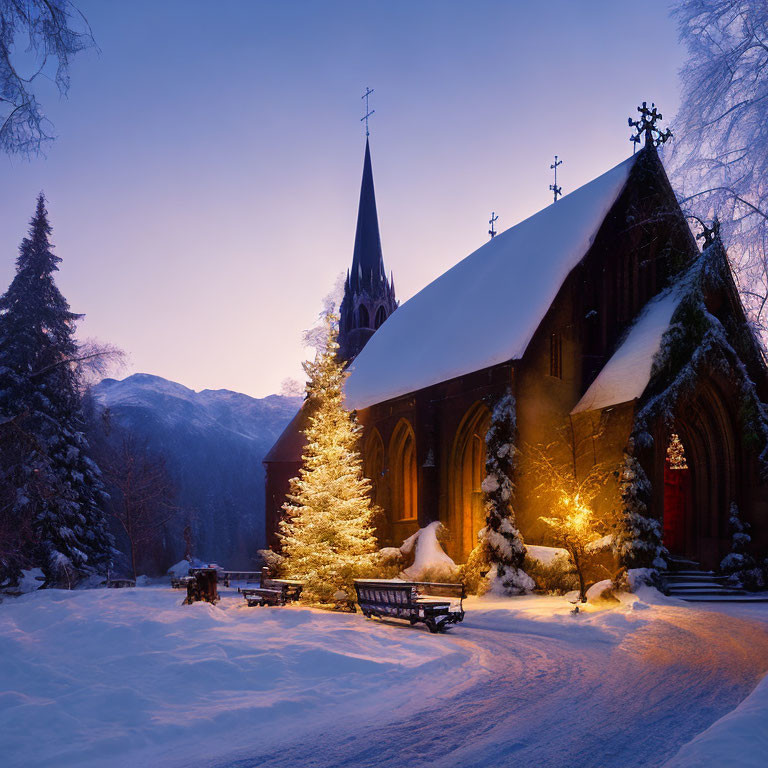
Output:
[390, 420, 417, 524]
[661, 380, 738, 568]
[449, 403, 491, 562]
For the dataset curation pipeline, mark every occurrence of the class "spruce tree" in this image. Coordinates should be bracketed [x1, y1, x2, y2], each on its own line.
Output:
[279, 313, 378, 603]
[0, 194, 112, 585]
[720, 503, 761, 590]
[466, 390, 532, 595]
[614, 446, 667, 577]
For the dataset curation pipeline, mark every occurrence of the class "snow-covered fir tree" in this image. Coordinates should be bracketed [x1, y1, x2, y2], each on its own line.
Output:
[0, 195, 112, 586]
[279, 312, 378, 603]
[720, 502, 763, 590]
[466, 390, 532, 595]
[614, 444, 667, 577]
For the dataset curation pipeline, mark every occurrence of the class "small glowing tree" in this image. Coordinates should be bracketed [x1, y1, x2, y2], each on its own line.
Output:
[279, 313, 379, 603]
[529, 442, 611, 602]
[540, 495, 599, 603]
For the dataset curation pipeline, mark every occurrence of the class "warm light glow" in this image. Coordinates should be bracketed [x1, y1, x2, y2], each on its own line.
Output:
[560, 493, 593, 533]
[666, 432, 688, 470]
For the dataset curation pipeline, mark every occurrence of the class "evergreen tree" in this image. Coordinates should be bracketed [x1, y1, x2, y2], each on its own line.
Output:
[279, 313, 378, 603]
[0, 194, 112, 585]
[720, 503, 763, 590]
[466, 390, 532, 595]
[614, 446, 667, 576]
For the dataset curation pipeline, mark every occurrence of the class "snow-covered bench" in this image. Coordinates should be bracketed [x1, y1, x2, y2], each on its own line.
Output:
[354, 580, 466, 633]
[240, 569, 303, 607]
[240, 587, 287, 607]
[106, 578, 136, 589]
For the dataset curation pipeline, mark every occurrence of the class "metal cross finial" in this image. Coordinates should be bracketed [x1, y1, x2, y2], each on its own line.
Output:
[628, 101, 673, 151]
[695, 217, 722, 248]
[361, 87, 375, 137]
[488, 211, 499, 239]
[550, 155, 563, 202]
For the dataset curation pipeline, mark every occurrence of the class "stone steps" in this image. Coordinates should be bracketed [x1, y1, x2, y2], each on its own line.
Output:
[662, 557, 767, 602]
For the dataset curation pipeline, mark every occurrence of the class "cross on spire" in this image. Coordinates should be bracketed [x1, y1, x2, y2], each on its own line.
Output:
[628, 101, 672, 151]
[549, 155, 562, 202]
[696, 217, 722, 248]
[361, 87, 375, 137]
[488, 211, 499, 239]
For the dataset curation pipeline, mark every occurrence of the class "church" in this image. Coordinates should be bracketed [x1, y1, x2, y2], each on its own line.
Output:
[265, 112, 768, 573]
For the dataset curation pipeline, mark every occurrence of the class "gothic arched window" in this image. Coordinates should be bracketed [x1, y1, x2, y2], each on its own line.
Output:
[374, 306, 387, 329]
[358, 305, 370, 328]
[390, 420, 417, 521]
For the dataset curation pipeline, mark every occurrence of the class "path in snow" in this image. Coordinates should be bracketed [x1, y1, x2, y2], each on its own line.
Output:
[220, 600, 768, 768]
[3, 588, 767, 768]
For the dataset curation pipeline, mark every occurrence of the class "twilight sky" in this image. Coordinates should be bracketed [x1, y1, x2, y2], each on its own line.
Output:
[0, 0, 685, 398]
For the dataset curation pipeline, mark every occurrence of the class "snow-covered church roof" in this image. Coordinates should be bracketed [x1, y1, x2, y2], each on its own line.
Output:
[345, 154, 638, 411]
[571, 287, 682, 415]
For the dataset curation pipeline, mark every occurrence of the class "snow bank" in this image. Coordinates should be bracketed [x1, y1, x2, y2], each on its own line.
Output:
[15, 568, 44, 594]
[572, 286, 682, 414]
[0, 587, 476, 768]
[663, 673, 768, 768]
[400, 522, 459, 581]
[586, 579, 619, 605]
[525, 544, 570, 566]
[345, 155, 637, 410]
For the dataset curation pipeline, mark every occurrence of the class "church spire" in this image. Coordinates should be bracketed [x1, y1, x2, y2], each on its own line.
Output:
[338, 136, 398, 363]
[350, 138, 385, 293]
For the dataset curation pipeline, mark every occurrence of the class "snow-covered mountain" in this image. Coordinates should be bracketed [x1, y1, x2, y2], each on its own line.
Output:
[91, 374, 301, 569]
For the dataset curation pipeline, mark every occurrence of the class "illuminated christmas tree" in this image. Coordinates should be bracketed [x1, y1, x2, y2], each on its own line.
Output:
[279, 313, 378, 603]
[666, 433, 688, 470]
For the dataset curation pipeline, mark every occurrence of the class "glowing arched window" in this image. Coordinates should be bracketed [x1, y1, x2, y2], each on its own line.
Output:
[391, 421, 417, 521]
[358, 305, 370, 328]
[374, 306, 387, 329]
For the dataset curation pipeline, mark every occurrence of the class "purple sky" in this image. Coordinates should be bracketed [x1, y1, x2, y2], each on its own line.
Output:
[0, 0, 685, 397]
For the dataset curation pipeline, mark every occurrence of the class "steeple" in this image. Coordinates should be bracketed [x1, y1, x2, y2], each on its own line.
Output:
[338, 138, 398, 362]
[350, 138, 385, 293]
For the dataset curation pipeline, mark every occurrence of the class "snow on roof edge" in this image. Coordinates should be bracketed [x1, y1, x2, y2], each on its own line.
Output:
[571, 287, 683, 415]
[345, 153, 639, 411]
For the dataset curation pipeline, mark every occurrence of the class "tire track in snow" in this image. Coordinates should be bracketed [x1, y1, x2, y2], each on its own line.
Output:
[219, 604, 768, 768]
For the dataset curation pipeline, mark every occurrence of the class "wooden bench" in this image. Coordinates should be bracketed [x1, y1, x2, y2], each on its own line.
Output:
[106, 578, 136, 589]
[240, 587, 286, 607]
[170, 575, 193, 589]
[354, 580, 466, 633]
[219, 570, 261, 587]
[240, 568, 304, 607]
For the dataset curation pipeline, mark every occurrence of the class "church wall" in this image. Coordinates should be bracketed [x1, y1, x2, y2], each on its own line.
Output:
[356, 363, 513, 559]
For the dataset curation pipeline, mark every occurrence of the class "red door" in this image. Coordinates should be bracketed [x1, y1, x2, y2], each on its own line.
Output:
[663, 458, 690, 556]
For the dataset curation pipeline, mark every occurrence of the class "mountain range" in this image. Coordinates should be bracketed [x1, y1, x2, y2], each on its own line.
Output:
[92, 373, 301, 569]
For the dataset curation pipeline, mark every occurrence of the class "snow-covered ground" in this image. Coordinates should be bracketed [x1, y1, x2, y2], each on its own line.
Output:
[1, 585, 767, 768]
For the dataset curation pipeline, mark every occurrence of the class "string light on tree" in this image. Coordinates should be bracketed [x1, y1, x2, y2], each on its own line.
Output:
[279, 312, 379, 603]
[666, 432, 688, 470]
